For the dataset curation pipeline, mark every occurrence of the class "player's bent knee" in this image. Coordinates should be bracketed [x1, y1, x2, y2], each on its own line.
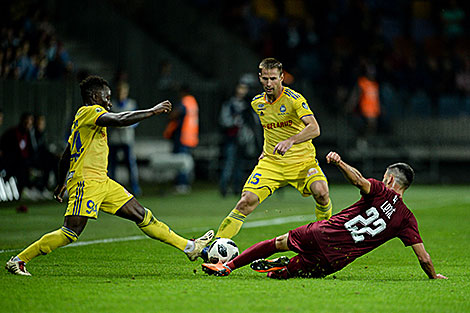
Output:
[310, 182, 330, 204]
[63, 215, 88, 236]
[315, 192, 330, 205]
[116, 198, 145, 223]
[236, 193, 259, 216]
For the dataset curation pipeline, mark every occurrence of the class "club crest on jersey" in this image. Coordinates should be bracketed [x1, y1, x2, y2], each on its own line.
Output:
[302, 102, 309, 110]
[257, 103, 265, 109]
[278, 104, 288, 115]
[96, 107, 103, 113]
[307, 167, 318, 177]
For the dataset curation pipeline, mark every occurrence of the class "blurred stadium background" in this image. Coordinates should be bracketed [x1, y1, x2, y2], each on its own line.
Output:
[2, 0, 470, 200]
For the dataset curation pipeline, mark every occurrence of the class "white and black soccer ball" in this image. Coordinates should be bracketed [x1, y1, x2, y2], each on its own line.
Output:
[207, 238, 239, 264]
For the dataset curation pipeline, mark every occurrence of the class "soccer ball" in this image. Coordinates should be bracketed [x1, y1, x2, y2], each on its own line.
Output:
[207, 238, 239, 264]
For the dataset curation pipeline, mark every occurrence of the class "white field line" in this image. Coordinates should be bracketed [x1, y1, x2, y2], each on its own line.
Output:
[0, 214, 313, 254]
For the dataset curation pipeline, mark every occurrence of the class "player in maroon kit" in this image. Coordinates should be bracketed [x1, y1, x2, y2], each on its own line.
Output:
[202, 151, 447, 280]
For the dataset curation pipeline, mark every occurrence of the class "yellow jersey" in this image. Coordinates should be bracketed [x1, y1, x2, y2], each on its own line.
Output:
[66, 105, 108, 184]
[251, 87, 316, 163]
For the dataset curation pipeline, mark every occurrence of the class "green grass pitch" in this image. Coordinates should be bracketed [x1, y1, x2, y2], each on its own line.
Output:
[1, 184, 469, 312]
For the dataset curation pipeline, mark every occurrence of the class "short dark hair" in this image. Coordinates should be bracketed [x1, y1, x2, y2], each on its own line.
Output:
[20, 112, 33, 123]
[79, 75, 110, 102]
[259, 58, 283, 74]
[386, 163, 415, 189]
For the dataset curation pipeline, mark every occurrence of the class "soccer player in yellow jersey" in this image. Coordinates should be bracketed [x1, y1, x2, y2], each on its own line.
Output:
[214, 58, 333, 240]
[5, 76, 213, 276]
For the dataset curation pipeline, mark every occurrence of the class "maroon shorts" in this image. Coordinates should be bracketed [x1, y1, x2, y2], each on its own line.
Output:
[269, 222, 334, 279]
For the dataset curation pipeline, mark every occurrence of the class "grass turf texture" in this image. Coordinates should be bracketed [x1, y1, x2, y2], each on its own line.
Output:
[1, 184, 469, 312]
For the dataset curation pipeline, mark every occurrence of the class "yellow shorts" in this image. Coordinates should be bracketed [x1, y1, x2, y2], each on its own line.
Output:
[65, 178, 134, 219]
[242, 157, 328, 203]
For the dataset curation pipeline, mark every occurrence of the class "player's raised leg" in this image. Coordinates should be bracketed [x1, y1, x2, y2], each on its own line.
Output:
[215, 191, 259, 239]
[115, 198, 213, 261]
[6, 216, 86, 276]
[310, 180, 333, 221]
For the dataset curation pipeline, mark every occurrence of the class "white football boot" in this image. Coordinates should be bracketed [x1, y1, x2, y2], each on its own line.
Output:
[185, 230, 214, 261]
[5, 256, 31, 276]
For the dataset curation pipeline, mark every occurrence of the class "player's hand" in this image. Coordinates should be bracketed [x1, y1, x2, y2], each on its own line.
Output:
[435, 274, 448, 279]
[152, 100, 172, 115]
[53, 185, 67, 203]
[326, 151, 341, 165]
[258, 151, 264, 160]
[273, 139, 294, 156]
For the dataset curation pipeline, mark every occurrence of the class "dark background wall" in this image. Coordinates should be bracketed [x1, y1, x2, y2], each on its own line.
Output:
[2, 0, 470, 184]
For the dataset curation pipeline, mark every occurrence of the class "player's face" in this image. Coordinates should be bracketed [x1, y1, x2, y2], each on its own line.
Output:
[259, 68, 284, 99]
[383, 171, 393, 188]
[95, 86, 112, 111]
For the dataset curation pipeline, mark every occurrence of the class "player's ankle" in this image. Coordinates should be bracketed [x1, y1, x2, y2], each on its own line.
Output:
[225, 261, 236, 271]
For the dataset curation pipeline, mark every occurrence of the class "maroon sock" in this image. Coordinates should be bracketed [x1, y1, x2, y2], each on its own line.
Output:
[226, 238, 278, 270]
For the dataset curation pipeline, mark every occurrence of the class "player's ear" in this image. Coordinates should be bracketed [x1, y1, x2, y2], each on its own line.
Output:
[91, 91, 98, 102]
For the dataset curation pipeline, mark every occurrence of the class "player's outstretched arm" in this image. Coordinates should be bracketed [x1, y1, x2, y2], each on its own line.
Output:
[96, 100, 172, 127]
[411, 243, 447, 279]
[273, 115, 320, 155]
[53, 144, 71, 203]
[326, 151, 371, 194]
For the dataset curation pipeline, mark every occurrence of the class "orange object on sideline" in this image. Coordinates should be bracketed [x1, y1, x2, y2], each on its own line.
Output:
[358, 76, 381, 118]
[180, 95, 199, 147]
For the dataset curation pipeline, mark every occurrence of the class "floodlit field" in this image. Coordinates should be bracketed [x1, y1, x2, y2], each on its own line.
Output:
[1, 184, 469, 313]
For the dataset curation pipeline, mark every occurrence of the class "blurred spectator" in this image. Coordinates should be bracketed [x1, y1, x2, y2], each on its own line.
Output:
[218, 0, 470, 118]
[108, 81, 141, 195]
[441, 0, 466, 40]
[219, 82, 263, 196]
[0, 3, 73, 81]
[346, 60, 382, 145]
[45, 42, 73, 80]
[456, 55, 470, 97]
[218, 82, 249, 196]
[157, 59, 177, 92]
[163, 85, 199, 194]
[30, 114, 59, 196]
[0, 112, 35, 198]
[411, 0, 436, 44]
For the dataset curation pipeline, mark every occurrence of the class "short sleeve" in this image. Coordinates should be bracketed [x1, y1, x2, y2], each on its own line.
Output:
[293, 96, 314, 119]
[77, 105, 108, 127]
[67, 106, 107, 146]
[361, 178, 385, 197]
[88, 105, 108, 125]
[397, 213, 423, 246]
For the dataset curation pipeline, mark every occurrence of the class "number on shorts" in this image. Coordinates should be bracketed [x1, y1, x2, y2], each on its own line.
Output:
[344, 207, 386, 243]
[248, 173, 262, 185]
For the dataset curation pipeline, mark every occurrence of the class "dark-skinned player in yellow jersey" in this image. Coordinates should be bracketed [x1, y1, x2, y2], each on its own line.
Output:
[6, 76, 213, 276]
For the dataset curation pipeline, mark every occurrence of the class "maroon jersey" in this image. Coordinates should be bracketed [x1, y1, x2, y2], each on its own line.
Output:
[314, 178, 423, 270]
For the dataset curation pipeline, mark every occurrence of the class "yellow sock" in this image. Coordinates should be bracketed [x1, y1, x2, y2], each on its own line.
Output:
[215, 209, 246, 239]
[315, 198, 333, 221]
[138, 208, 188, 251]
[18, 227, 78, 263]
